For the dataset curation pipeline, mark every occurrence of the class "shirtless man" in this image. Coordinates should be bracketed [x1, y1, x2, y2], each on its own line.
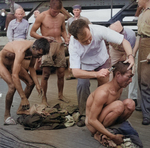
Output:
[30, 0, 69, 105]
[86, 61, 135, 145]
[0, 38, 50, 125]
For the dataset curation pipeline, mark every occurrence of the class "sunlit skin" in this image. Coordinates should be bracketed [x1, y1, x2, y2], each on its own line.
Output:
[0, 40, 44, 121]
[86, 68, 135, 145]
[30, 2, 69, 105]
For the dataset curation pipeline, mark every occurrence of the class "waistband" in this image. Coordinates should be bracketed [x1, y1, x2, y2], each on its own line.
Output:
[139, 34, 150, 38]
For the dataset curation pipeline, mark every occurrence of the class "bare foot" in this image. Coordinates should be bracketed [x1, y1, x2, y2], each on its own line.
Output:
[20, 98, 30, 110]
[58, 96, 70, 103]
[41, 100, 50, 107]
[17, 104, 30, 115]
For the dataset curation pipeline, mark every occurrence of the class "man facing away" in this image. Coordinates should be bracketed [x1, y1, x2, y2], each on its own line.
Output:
[86, 61, 135, 145]
[0, 38, 50, 125]
[30, 0, 69, 105]
[68, 19, 134, 127]
[7, 8, 29, 42]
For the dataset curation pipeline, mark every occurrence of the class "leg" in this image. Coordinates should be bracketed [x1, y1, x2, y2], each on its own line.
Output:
[0, 65, 16, 121]
[138, 39, 150, 125]
[41, 66, 51, 106]
[77, 78, 90, 116]
[56, 67, 65, 100]
[77, 78, 90, 127]
[117, 99, 135, 123]
[17, 67, 35, 115]
[86, 100, 125, 134]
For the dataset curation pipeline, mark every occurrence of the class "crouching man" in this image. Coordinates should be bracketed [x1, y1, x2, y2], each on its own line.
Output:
[85, 61, 135, 145]
[0, 38, 50, 125]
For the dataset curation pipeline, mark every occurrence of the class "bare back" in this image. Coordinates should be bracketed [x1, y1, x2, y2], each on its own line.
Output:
[0, 40, 34, 67]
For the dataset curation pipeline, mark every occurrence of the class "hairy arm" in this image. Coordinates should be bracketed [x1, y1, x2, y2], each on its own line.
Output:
[72, 68, 110, 79]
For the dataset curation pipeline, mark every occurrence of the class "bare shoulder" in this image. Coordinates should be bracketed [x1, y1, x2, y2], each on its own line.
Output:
[58, 13, 65, 20]
[93, 84, 109, 103]
[12, 40, 33, 52]
[36, 11, 47, 21]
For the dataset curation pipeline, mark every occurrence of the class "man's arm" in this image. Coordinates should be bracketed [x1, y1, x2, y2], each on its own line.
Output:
[88, 89, 123, 144]
[12, 52, 27, 100]
[72, 68, 110, 79]
[132, 35, 140, 57]
[30, 14, 43, 39]
[121, 38, 134, 70]
[28, 58, 42, 94]
[61, 15, 69, 43]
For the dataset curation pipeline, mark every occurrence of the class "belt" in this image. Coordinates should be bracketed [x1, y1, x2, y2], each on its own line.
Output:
[140, 34, 150, 38]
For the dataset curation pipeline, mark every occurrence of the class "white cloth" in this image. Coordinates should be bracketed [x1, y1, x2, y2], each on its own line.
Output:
[69, 24, 124, 70]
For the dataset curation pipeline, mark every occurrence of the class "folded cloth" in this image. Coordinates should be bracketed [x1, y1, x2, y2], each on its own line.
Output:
[112, 121, 143, 148]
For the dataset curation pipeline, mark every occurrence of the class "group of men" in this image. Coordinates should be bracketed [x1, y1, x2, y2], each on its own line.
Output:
[1, 0, 150, 146]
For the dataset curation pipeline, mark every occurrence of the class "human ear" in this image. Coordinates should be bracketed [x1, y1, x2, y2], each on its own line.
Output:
[32, 45, 36, 50]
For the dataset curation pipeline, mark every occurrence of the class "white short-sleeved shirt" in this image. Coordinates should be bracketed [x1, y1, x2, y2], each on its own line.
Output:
[69, 24, 124, 70]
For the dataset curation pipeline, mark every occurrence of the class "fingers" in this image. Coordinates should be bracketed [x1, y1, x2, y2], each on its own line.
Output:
[22, 104, 30, 110]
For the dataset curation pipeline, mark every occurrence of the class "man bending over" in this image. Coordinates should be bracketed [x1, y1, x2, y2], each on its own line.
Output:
[86, 61, 135, 145]
[0, 38, 50, 125]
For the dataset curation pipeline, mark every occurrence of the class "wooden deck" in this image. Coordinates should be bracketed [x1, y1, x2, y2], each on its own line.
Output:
[0, 70, 150, 148]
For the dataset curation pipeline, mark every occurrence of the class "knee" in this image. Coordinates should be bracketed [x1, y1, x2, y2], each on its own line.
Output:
[123, 99, 135, 112]
[42, 70, 51, 80]
[8, 84, 16, 93]
[27, 79, 35, 88]
[114, 101, 125, 115]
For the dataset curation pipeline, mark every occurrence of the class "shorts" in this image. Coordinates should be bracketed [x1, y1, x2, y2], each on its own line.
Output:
[41, 42, 66, 68]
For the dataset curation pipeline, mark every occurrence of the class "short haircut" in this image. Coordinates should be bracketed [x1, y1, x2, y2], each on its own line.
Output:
[50, 0, 62, 10]
[33, 38, 50, 55]
[68, 19, 89, 40]
[113, 61, 131, 77]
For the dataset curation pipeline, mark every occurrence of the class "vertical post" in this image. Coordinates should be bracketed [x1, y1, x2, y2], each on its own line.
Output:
[111, 0, 113, 19]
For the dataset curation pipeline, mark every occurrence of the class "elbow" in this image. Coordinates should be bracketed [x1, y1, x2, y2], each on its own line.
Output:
[30, 31, 33, 37]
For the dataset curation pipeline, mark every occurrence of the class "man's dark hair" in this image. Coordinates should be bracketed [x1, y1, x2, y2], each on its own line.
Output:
[68, 19, 89, 40]
[113, 61, 131, 77]
[33, 38, 50, 55]
[50, 0, 62, 10]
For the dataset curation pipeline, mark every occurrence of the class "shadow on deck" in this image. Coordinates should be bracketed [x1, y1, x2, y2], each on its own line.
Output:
[0, 71, 149, 148]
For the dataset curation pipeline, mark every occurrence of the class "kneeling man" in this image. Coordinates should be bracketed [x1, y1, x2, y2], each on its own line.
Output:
[86, 61, 135, 145]
[0, 38, 50, 125]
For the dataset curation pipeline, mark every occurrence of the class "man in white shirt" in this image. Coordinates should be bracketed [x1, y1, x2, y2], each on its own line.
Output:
[68, 19, 134, 127]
